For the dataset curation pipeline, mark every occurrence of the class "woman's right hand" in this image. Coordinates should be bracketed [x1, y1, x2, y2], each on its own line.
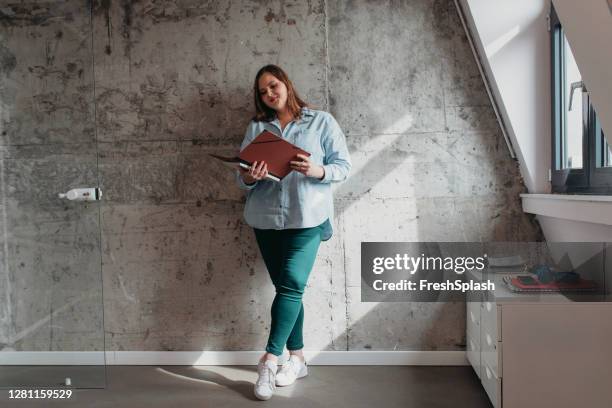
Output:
[240, 160, 268, 184]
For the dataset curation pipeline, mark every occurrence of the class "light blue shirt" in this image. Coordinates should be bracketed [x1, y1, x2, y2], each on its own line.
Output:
[236, 107, 351, 239]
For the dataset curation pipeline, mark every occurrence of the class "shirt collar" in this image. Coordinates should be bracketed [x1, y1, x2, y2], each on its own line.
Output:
[269, 107, 315, 129]
[301, 107, 315, 117]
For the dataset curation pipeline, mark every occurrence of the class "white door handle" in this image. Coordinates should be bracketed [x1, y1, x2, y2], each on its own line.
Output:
[58, 187, 102, 201]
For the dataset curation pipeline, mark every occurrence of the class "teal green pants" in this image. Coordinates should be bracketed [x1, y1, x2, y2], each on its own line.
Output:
[254, 222, 325, 356]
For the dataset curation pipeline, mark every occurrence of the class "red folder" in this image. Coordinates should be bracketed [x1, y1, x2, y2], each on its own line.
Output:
[238, 130, 311, 181]
[209, 130, 311, 182]
[509, 277, 598, 292]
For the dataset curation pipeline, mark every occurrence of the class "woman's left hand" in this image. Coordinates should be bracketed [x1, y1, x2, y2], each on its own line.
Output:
[290, 153, 325, 180]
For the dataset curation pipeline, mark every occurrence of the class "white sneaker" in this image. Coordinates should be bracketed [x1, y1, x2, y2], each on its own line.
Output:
[275, 355, 308, 387]
[254, 359, 277, 400]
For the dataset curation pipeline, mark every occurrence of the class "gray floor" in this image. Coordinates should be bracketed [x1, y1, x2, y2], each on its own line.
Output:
[0, 365, 492, 407]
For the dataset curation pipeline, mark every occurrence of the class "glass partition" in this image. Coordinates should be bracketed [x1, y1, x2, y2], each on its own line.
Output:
[0, 1, 106, 388]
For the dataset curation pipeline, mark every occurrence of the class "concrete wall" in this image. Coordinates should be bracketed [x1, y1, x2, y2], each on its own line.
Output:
[0, 0, 541, 354]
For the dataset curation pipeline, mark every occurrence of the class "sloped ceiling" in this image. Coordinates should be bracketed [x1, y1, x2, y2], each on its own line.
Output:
[553, 0, 612, 143]
[459, 0, 550, 193]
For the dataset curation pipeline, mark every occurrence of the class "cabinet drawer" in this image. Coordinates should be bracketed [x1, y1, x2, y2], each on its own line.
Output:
[482, 363, 502, 408]
[466, 301, 481, 379]
[467, 301, 480, 326]
[467, 310, 480, 347]
[482, 340, 502, 378]
[481, 300, 501, 341]
[467, 337, 481, 379]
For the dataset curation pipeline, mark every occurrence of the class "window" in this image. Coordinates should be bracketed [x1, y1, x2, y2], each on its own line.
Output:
[550, 4, 612, 194]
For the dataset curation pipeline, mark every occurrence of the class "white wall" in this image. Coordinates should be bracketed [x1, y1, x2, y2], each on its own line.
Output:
[552, 0, 612, 142]
[537, 217, 612, 294]
[538, 216, 612, 241]
[459, 0, 551, 193]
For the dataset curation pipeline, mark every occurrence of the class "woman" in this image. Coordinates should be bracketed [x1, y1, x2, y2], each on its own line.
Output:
[236, 64, 351, 401]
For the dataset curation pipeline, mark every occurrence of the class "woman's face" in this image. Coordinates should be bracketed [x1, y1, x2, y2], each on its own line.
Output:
[258, 72, 288, 113]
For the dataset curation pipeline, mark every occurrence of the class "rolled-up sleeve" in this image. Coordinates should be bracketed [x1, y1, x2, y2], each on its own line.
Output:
[236, 121, 259, 190]
[317, 113, 352, 183]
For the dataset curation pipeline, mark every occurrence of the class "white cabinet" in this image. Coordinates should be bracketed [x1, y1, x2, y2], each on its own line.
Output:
[467, 296, 501, 408]
[480, 300, 501, 381]
[466, 292, 481, 378]
[466, 272, 612, 408]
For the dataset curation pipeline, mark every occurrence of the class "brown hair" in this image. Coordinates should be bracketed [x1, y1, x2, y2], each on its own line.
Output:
[252, 64, 310, 122]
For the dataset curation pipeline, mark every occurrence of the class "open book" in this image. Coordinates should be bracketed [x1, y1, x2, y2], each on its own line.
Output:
[209, 130, 311, 182]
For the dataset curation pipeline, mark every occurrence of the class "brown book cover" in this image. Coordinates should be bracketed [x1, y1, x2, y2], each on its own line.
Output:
[209, 130, 311, 182]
